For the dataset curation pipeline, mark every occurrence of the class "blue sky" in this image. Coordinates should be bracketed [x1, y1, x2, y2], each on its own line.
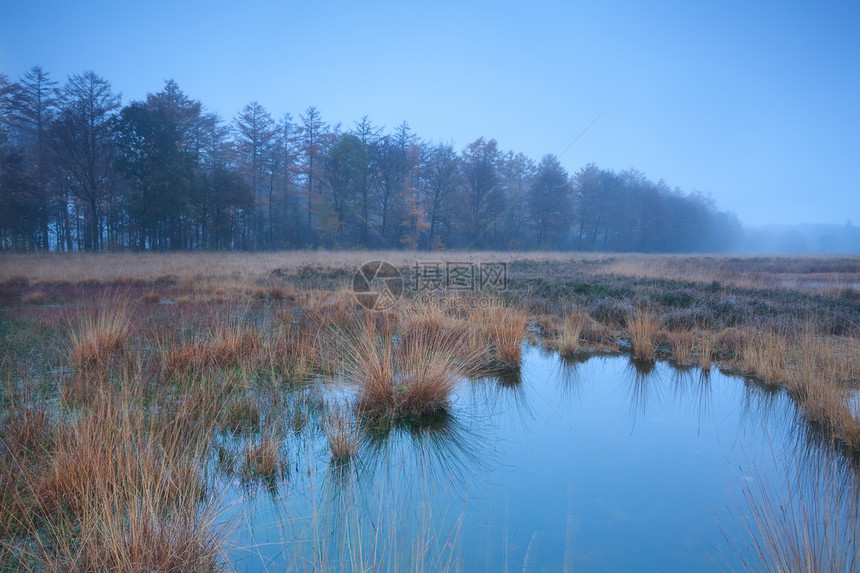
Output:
[2, 0, 858, 226]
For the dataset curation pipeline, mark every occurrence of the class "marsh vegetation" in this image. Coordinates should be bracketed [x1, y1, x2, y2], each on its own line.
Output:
[1, 252, 859, 571]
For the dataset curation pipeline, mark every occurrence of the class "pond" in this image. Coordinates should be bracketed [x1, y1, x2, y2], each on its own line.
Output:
[221, 345, 859, 572]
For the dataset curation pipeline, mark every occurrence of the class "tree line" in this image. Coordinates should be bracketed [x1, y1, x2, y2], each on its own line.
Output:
[0, 66, 743, 252]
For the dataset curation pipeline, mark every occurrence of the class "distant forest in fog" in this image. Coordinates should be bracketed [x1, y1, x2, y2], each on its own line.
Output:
[0, 66, 745, 253]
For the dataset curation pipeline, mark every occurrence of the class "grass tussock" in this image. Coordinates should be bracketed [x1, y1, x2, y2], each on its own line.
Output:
[743, 330, 788, 384]
[697, 331, 714, 370]
[471, 304, 529, 370]
[242, 432, 283, 479]
[626, 307, 659, 361]
[666, 329, 696, 366]
[222, 395, 261, 434]
[4, 389, 224, 572]
[324, 409, 361, 461]
[342, 316, 466, 418]
[141, 290, 161, 304]
[0, 406, 55, 539]
[557, 312, 587, 356]
[163, 322, 262, 375]
[269, 319, 323, 382]
[68, 302, 130, 367]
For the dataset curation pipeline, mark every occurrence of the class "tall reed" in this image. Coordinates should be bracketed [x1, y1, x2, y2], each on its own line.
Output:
[733, 458, 859, 573]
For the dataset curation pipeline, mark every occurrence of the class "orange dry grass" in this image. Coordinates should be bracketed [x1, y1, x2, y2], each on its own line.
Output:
[696, 331, 715, 370]
[324, 409, 361, 461]
[68, 303, 130, 367]
[396, 324, 464, 416]
[471, 305, 529, 369]
[342, 317, 465, 417]
[163, 322, 262, 375]
[243, 432, 283, 478]
[785, 329, 860, 445]
[557, 312, 587, 356]
[342, 319, 395, 414]
[742, 330, 788, 384]
[301, 289, 357, 326]
[0, 407, 54, 539]
[268, 317, 325, 381]
[25, 391, 223, 572]
[666, 329, 696, 366]
[626, 307, 659, 361]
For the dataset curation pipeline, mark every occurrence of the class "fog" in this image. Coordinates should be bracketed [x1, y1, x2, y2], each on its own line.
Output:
[2, 1, 858, 252]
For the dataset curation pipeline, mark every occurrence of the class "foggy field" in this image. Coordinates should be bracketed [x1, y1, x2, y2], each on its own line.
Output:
[2, 251, 859, 571]
[4, 250, 860, 291]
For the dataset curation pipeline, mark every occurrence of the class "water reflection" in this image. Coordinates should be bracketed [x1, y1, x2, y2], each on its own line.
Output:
[554, 353, 587, 404]
[667, 366, 713, 435]
[463, 371, 533, 430]
[624, 357, 662, 429]
[224, 345, 860, 572]
[357, 409, 495, 495]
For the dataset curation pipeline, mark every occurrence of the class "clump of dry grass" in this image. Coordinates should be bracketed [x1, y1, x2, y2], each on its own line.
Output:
[207, 323, 262, 368]
[68, 302, 131, 367]
[163, 321, 262, 375]
[742, 330, 788, 384]
[396, 326, 464, 416]
[222, 395, 261, 433]
[302, 288, 356, 326]
[557, 312, 587, 356]
[0, 406, 55, 539]
[666, 329, 696, 366]
[267, 316, 325, 381]
[626, 307, 659, 361]
[324, 409, 361, 461]
[140, 290, 161, 304]
[341, 316, 466, 418]
[471, 305, 529, 370]
[266, 285, 289, 301]
[243, 432, 283, 479]
[697, 331, 714, 370]
[3, 406, 54, 457]
[715, 327, 746, 361]
[8, 387, 226, 572]
[342, 319, 394, 414]
[579, 314, 614, 347]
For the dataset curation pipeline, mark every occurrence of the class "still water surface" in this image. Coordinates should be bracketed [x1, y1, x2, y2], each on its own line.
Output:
[224, 345, 857, 571]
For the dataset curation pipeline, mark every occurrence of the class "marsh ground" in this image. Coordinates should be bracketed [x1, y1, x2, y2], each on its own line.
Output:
[1, 252, 858, 571]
